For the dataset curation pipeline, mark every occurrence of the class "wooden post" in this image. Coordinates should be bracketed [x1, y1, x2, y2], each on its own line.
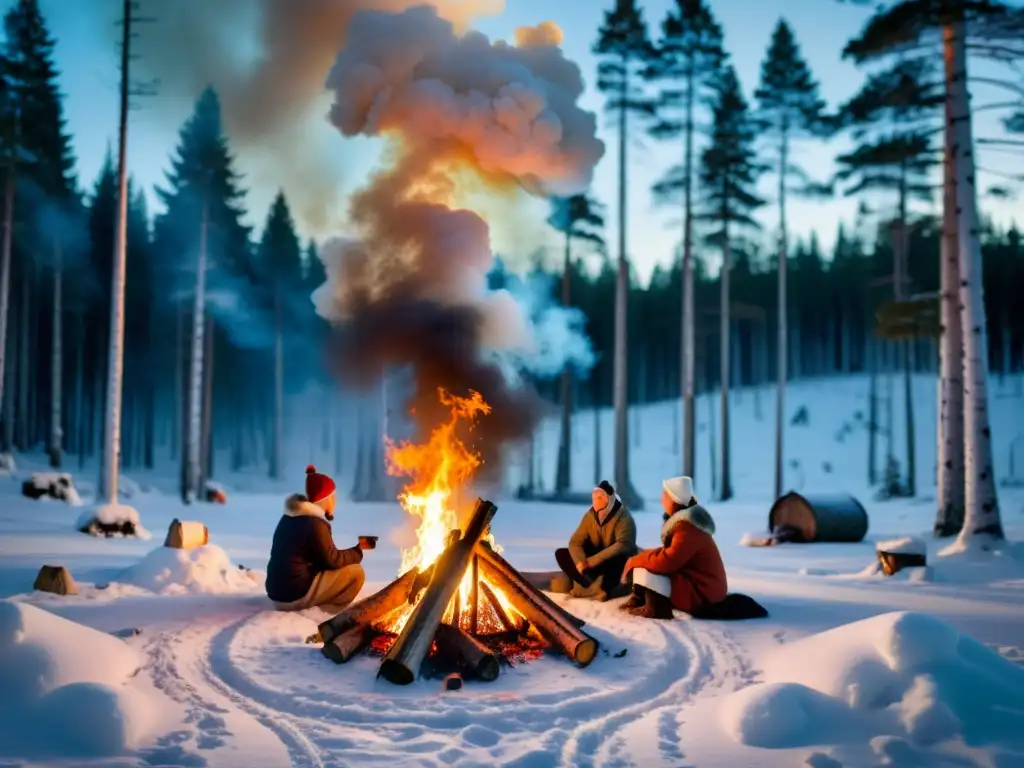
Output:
[379, 499, 498, 685]
[474, 542, 597, 667]
[435, 623, 499, 682]
[318, 568, 419, 644]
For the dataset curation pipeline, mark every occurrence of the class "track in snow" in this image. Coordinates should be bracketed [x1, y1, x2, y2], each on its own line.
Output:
[139, 598, 756, 768]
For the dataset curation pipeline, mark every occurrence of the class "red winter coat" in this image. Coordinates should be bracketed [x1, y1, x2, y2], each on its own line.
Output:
[624, 505, 728, 612]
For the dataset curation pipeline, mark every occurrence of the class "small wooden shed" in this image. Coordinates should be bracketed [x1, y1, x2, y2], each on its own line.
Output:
[768, 492, 869, 543]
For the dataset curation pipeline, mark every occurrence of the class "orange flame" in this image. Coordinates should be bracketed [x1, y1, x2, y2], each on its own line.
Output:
[385, 389, 491, 574]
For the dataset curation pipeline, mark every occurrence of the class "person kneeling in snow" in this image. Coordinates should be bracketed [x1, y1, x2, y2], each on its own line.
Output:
[265, 466, 369, 615]
[620, 476, 727, 620]
[552, 481, 638, 600]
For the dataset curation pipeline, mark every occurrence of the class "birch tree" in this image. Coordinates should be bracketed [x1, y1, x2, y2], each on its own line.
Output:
[755, 19, 830, 500]
[843, 0, 1022, 540]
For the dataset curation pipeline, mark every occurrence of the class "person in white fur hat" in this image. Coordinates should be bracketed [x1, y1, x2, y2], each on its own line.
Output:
[619, 476, 728, 619]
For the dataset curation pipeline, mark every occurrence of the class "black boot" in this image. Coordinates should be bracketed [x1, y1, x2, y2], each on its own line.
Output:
[618, 585, 646, 611]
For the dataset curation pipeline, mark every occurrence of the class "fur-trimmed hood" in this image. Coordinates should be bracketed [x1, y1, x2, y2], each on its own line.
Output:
[662, 504, 715, 543]
[284, 493, 328, 521]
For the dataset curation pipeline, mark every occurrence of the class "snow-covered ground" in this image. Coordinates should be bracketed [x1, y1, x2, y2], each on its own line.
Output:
[1, 375, 1023, 767]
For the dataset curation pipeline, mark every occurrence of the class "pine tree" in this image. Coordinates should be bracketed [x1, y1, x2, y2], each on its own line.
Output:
[699, 65, 764, 502]
[835, 57, 943, 503]
[259, 191, 303, 480]
[844, 1, 1019, 544]
[0, 0, 76, 448]
[755, 19, 829, 501]
[3, 0, 75, 198]
[547, 194, 605, 495]
[646, 0, 726, 482]
[594, 0, 655, 508]
[154, 87, 250, 503]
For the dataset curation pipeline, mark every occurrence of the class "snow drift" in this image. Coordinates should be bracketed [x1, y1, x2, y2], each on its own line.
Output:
[114, 544, 262, 595]
[720, 612, 1024, 762]
[0, 601, 154, 758]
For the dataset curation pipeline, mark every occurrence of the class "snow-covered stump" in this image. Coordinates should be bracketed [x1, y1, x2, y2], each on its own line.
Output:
[33, 565, 78, 596]
[163, 519, 208, 550]
[203, 482, 227, 504]
[21, 472, 82, 505]
[876, 537, 927, 577]
[76, 504, 146, 539]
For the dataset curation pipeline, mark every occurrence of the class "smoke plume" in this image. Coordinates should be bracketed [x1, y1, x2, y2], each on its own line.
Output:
[312, 5, 604, 469]
[132, 0, 505, 231]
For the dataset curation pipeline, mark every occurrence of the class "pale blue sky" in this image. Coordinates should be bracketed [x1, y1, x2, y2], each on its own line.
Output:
[15, 0, 1023, 283]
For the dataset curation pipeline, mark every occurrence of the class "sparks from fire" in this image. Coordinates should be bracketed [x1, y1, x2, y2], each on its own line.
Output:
[384, 389, 521, 635]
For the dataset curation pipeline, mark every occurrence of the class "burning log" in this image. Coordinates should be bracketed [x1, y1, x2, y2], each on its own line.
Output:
[469, 555, 479, 634]
[379, 498, 498, 685]
[478, 580, 519, 633]
[474, 542, 598, 667]
[322, 625, 368, 664]
[319, 567, 419, 644]
[435, 623, 500, 682]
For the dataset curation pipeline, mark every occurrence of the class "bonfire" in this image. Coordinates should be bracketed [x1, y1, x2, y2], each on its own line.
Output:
[317, 389, 597, 685]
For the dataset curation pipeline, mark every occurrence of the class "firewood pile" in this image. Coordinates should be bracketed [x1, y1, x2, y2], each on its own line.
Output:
[317, 498, 598, 685]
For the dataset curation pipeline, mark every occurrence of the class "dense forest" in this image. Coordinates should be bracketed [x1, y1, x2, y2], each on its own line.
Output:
[0, 0, 1021, 540]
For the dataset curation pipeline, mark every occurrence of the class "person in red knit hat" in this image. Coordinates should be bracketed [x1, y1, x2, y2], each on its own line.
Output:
[265, 465, 372, 614]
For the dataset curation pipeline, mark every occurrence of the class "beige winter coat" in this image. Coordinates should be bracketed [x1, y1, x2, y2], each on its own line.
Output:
[567, 499, 639, 568]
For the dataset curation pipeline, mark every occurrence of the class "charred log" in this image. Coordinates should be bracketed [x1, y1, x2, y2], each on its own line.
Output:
[435, 623, 499, 682]
[474, 542, 598, 667]
[319, 567, 419, 643]
[379, 499, 498, 685]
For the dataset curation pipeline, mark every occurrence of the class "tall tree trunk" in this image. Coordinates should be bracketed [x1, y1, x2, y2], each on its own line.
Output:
[49, 237, 62, 468]
[612, 54, 637, 506]
[75, 316, 86, 468]
[682, 65, 697, 479]
[185, 203, 209, 503]
[592, 378, 602, 484]
[896, 168, 915, 497]
[947, 21, 1002, 540]
[719, 228, 732, 502]
[271, 295, 284, 479]
[17, 268, 30, 451]
[774, 124, 789, 500]
[935, 21, 966, 536]
[555, 229, 573, 493]
[172, 304, 183, 460]
[199, 316, 215, 487]
[868, 334, 878, 486]
[0, 167, 13, 438]
[1, 289, 15, 455]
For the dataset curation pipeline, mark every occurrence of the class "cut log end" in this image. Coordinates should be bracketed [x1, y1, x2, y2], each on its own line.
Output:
[379, 658, 416, 686]
[475, 656, 500, 682]
[33, 564, 77, 596]
[321, 625, 368, 665]
[574, 637, 599, 667]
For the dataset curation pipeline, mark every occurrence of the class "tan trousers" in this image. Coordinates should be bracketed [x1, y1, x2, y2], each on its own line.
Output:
[273, 564, 365, 615]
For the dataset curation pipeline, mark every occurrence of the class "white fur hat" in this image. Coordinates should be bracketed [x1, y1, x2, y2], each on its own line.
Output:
[662, 476, 695, 505]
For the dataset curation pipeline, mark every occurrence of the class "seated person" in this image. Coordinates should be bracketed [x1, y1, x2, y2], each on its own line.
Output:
[265, 465, 370, 615]
[553, 481, 638, 600]
[620, 476, 727, 620]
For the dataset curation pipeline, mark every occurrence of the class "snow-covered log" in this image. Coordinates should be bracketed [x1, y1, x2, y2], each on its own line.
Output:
[76, 504, 145, 539]
[22, 472, 81, 505]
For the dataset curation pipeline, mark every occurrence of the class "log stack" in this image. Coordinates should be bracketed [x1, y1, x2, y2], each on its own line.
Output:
[317, 497, 598, 686]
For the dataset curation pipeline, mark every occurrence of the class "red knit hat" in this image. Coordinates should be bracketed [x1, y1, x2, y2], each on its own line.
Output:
[305, 465, 336, 504]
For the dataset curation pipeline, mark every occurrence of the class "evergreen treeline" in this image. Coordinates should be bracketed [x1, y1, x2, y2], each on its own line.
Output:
[0, 0, 1020, 541]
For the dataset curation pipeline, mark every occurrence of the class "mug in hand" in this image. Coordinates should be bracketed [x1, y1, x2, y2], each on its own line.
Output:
[358, 535, 379, 550]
